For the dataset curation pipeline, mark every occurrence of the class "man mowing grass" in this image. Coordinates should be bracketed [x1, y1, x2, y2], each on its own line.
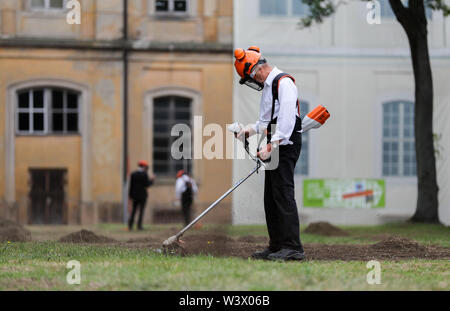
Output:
[234, 46, 305, 261]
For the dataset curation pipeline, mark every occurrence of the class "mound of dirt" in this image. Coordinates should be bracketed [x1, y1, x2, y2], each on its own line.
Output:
[59, 229, 116, 244]
[370, 236, 427, 252]
[0, 218, 31, 242]
[304, 221, 349, 237]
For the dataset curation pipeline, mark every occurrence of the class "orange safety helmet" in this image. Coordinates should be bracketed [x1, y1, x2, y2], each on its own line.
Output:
[234, 46, 266, 91]
[138, 160, 149, 168]
[176, 169, 185, 178]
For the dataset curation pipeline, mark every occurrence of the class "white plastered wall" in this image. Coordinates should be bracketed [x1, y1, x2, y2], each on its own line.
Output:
[232, 0, 450, 225]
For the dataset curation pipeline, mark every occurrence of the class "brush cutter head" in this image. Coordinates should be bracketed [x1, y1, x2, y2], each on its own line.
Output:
[161, 235, 186, 256]
[162, 235, 178, 246]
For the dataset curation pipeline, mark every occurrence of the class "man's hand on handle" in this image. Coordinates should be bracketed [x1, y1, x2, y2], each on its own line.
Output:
[235, 124, 256, 141]
[257, 143, 272, 161]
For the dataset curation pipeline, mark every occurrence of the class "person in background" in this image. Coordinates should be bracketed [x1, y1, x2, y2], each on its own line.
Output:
[128, 160, 155, 230]
[175, 170, 198, 226]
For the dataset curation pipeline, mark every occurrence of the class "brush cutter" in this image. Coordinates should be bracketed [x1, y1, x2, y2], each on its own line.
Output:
[162, 127, 265, 247]
[162, 105, 331, 247]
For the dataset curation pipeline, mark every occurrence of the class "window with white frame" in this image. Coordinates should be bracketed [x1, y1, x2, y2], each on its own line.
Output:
[30, 0, 66, 10]
[382, 100, 416, 177]
[16, 88, 80, 135]
[153, 95, 192, 176]
[379, 0, 432, 19]
[260, 0, 310, 17]
[155, 0, 188, 16]
[295, 101, 309, 176]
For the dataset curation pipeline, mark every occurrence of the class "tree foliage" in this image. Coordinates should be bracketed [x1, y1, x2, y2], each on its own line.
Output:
[299, 0, 450, 29]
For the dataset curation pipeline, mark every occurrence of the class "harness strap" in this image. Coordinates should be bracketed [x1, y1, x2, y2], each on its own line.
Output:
[268, 73, 300, 141]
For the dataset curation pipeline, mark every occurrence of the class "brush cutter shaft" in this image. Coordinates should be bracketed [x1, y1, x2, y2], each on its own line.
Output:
[169, 137, 262, 242]
[175, 162, 260, 239]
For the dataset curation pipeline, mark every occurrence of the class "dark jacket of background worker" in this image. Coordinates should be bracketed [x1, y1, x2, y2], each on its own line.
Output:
[128, 160, 155, 230]
[175, 170, 198, 226]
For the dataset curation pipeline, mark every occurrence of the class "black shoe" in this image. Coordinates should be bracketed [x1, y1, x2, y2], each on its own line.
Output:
[250, 248, 277, 260]
[267, 248, 305, 261]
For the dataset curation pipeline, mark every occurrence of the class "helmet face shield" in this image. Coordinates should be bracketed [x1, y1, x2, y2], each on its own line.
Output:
[239, 76, 264, 91]
[234, 46, 267, 91]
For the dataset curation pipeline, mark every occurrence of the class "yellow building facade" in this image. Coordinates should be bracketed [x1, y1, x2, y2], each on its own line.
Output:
[0, 0, 233, 225]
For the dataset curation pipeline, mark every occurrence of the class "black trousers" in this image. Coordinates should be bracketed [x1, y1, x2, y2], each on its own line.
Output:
[264, 117, 304, 252]
[128, 198, 146, 229]
[181, 194, 193, 226]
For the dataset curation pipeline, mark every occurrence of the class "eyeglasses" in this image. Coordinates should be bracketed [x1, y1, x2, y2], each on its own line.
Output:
[249, 64, 262, 79]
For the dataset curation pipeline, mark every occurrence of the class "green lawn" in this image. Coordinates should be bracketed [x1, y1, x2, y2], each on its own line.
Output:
[1, 223, 449, 290]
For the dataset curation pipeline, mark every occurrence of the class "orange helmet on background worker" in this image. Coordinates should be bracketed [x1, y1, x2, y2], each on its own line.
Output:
[234, 46, 266, 91]
[176, 169, 185, 179]
[138, 160, 149, 168]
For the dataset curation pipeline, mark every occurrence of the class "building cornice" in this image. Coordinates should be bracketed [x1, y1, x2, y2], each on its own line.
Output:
[0, 37, 233, 54]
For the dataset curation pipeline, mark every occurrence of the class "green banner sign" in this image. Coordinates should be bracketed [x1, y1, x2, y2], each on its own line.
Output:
[303, 179, 385, 208]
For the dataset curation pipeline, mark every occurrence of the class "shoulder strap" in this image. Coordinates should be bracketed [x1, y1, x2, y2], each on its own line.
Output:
[270, 73, 299, 122]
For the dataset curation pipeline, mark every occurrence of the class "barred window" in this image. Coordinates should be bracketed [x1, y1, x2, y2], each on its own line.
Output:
[382, 101, 416, 176]
[16, 88, 80, 135]
[155, 0, 187, 15]
[153, 96, 192, 176]
[295, 101, 309, 176]
[31, 0, 65, 10]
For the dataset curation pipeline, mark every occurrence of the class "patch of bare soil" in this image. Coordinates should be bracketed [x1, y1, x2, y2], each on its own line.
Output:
[304, 221, 349, 237]
[181, 234, 257, 257]
[237, 235, 269, 244]
[56, 229, 450, 261]
[0, 218, 31, 242]
[304, 236, 449, 261]
[150, 234, 449, 261]
[59, 229, 117, 243]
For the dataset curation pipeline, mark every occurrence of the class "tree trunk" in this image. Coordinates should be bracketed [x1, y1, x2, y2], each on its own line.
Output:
[388, 0, 439, 223]
[396, 2, 440, 223]
[408, 33, 439, 223]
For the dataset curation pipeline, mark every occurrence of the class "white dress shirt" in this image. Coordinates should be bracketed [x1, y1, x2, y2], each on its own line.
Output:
[175, 175, 198, 199]
[252, 67, 299, 145]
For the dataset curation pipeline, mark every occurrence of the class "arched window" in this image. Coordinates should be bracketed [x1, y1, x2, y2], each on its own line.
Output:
[295, 101, 309, 176]
[16, 87, 80, 135]
[153, 95, 192, 176]
[382, 100, 416, 176]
